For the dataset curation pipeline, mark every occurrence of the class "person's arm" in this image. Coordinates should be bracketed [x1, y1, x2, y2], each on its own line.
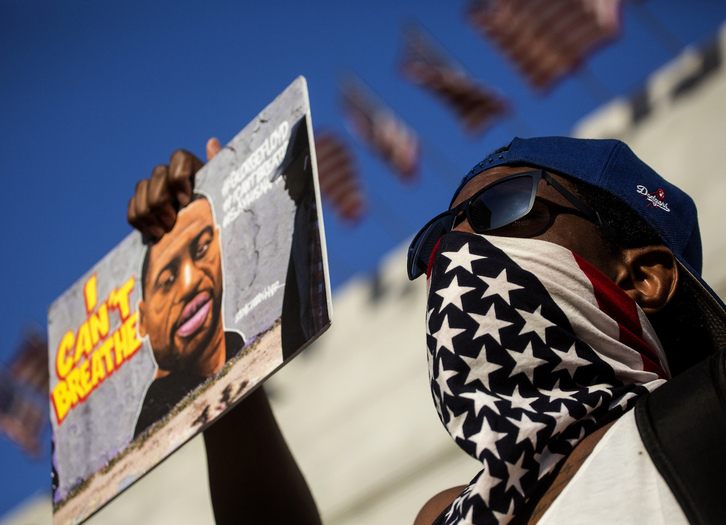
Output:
[204, 387, 321, 525]
[128, 139, 321, 525]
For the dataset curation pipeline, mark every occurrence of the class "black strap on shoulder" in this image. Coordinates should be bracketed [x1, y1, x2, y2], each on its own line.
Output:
[431, 502, 452, 525]
[635, 348, 726, 525]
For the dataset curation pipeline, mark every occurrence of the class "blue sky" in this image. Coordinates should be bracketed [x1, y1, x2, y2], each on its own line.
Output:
[2, 0, 726, 517]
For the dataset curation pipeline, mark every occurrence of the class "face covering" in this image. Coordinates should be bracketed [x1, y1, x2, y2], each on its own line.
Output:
[425, 231, 668, 524]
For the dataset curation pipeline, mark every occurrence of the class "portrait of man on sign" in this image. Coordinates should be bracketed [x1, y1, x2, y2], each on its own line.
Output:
[134, 193, 245, 437]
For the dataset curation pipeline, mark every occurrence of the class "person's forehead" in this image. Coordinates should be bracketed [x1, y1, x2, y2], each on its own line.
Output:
[178, 198, 214, 224]
[450, 165, 538, 209]
[148, 200, 215, 269]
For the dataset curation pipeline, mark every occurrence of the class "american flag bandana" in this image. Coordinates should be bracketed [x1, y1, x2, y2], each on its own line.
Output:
[426, 232, 668, 524]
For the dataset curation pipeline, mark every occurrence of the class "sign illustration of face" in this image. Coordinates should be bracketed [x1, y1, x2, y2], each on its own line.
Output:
[138, 198, 224, 373]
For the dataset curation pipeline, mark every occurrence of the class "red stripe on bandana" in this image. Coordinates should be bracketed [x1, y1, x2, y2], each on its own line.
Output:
[573, 253, 667, 378]
[426, 238, 443, 280]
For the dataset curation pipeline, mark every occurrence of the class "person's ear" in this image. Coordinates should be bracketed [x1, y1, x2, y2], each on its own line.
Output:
[138, 300, 148, 339]
[612, 246, 679, 314]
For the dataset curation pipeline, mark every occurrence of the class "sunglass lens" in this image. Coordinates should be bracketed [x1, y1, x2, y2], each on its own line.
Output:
[408, 173, 539, 279]
[468, 176, 536, 231]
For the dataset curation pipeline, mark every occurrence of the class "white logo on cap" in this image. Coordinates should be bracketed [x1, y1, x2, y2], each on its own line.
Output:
[637, 185, 670, 212]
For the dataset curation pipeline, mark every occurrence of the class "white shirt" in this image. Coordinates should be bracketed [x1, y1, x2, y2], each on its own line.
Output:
[538, 410, 688, 524]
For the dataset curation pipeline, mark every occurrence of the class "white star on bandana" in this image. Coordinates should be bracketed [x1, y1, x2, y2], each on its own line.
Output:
[492, 500, 516, 523]
[534, 451, 566, 480]
[551, 342, 593, 377]
[431, 314, 465, 353]
[515, 305, 555, 344]
[506, 412, 548, 447]
[504, 452, 528, 496]
[447, 405, 470, 442]
[459, 352, 502, 391]
[480, 269, 524, 303]
[541, 379, 578, 405]
[460, 389, 502, 417]
[507, 341, 548, 384]
[438, 359, 459, 398]
[441, 243, 486, 274]
[474, 416, 509, 457]
[436, 274, 476, 312]
[499, 385, 537, 413]
[469, 304, 512, 344]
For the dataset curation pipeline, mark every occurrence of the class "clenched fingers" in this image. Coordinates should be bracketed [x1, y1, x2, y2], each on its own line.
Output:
[168, 149, 203, 207]
[127, 149, 204, 240]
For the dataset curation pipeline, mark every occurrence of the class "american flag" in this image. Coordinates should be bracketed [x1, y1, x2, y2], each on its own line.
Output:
[0, 331, 49, 457]
[340, 76, 420, 183]
[467, 0, 622, 91]
[314, 131, 366, 223]
[426, 233, 665, 523]
[399, 25, 509, 135]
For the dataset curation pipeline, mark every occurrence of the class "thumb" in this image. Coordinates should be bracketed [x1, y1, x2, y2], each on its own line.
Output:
[206, 137, 222, 161]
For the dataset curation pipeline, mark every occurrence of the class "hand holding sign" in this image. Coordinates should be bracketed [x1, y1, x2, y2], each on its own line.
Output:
[127, 138, 222, 240]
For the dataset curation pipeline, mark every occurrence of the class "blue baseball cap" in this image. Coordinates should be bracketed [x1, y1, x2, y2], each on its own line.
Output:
[454, 136, 726, 349]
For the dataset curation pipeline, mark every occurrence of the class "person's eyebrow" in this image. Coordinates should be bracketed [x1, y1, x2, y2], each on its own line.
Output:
[153, 257, 180, 289]
[190, 226, 214, 254]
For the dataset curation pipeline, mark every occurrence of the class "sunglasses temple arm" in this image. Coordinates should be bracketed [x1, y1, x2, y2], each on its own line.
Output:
[546, 175, 602, 226]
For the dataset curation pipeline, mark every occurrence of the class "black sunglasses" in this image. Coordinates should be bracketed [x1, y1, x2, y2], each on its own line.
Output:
[407, 169, 600, 280]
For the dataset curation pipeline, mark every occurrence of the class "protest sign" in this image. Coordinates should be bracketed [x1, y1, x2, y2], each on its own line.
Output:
[49, 77, 331, 524]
